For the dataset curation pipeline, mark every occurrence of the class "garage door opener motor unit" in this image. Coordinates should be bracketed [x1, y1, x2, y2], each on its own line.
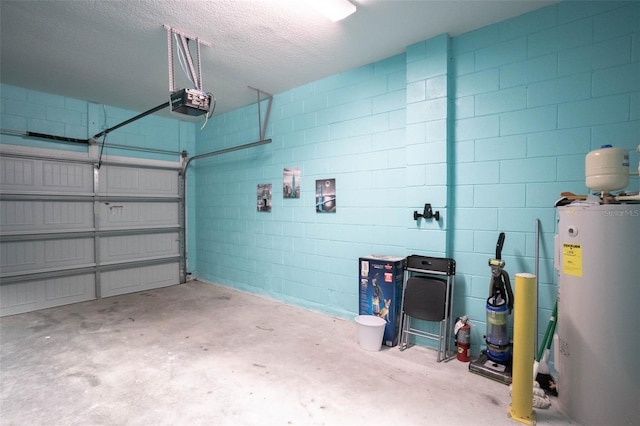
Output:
[165, 25, 214, 118]
[170, 88, 211, 116]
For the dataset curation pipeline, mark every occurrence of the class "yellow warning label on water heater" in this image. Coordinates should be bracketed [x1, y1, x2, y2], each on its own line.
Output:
[563, 244, 583, 277]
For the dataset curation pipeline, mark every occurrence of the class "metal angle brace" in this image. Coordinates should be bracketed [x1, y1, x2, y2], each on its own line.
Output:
[248, 86, 273, 141]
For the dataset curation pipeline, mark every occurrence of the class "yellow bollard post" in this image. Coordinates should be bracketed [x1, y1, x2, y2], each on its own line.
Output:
[508, 273, 537, 425]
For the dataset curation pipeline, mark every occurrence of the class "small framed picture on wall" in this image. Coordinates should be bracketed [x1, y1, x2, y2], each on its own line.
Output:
[283, 167, 300, 199]
[315, 178, 336, 213]
[257, 183, 272, 212]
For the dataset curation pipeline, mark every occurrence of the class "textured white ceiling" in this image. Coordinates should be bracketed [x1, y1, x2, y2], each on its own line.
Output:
[0, 0, 556, 119]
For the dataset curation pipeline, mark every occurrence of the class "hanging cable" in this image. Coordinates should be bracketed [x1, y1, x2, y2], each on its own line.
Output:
[97, 133, 107, 169]
[96, 104, 109, 169]
[102, 104, 108, 130]
[200, 93, 216, 131]
[174, 33, 197, 89]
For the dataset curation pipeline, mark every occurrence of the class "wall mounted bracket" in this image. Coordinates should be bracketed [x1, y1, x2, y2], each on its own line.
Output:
[248, 86, 273, 141]
[414, 203, 440, 221]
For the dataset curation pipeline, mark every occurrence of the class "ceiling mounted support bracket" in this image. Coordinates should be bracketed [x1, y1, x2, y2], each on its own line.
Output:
[164, 25, 211, 93]
[248, 86, 273, 141]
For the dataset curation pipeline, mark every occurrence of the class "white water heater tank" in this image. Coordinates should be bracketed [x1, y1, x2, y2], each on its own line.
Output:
[585, 145, 629, 191]
[555, 204, 639, 426]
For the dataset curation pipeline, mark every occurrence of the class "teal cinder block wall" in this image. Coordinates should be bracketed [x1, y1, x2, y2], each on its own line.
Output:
[191, 1, 639, 354]
[192, 52, 410, 315]
[1, 1, 637, 356]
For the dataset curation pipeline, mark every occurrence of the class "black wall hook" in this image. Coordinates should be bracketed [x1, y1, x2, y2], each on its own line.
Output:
[413, 203, 440, 221]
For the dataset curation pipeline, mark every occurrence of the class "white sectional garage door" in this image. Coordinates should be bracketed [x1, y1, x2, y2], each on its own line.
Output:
[0, 146, 184, 316]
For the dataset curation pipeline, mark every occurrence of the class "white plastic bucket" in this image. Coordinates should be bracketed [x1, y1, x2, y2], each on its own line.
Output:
[355, 315, 386, 351]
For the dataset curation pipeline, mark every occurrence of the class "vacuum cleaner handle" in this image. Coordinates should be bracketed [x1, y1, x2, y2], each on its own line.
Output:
[495, 232, 505, 260]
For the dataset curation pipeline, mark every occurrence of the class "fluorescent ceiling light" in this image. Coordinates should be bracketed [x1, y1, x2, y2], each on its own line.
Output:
[307, 0, 356, 22]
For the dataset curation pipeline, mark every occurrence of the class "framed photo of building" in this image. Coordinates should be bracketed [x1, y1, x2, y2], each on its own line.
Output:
[283, 167, 300, 199]
[315, 178, 336, 213]
[257, 183, 272, 212]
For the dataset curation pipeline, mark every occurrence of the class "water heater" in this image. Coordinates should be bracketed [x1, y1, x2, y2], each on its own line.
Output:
[555, 204, 639, 426]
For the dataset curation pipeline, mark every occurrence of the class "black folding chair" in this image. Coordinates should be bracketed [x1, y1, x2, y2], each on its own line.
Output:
[398, 255, 456, 362]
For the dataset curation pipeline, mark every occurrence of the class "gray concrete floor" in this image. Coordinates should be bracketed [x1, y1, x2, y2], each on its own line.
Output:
[0, 280, 576, 426]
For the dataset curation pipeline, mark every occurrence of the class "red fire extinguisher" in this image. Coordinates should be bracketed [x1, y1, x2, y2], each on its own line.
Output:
[455, 316, 471, 362]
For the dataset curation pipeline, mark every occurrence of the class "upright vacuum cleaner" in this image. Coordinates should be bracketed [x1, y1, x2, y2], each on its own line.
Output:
[469, 232, 514, 384]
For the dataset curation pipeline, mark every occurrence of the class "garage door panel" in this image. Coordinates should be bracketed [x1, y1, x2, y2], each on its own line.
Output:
[0, 281, 38, 311]
[100, 263, 179, 297]
[98, 202, 178, 229]
[0, 201, 36, 229]
[41, 161, 93, 192]
[0, 240, 36, 271]
[100, 166, 178, 196]
[0, 157, 35, 188]
[45, 274, 95, 302]
[100, 233, 179, 263]
[0, 238, 95, 275]
[1, 201, 94, 233]
[0, 157, 93, 194]
[1, 148, 183, 316]
[0, 274, 96, 316]
[43, 201, 94, 227]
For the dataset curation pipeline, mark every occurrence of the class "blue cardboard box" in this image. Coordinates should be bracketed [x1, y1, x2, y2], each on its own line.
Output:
[359, 255, 405, 347]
